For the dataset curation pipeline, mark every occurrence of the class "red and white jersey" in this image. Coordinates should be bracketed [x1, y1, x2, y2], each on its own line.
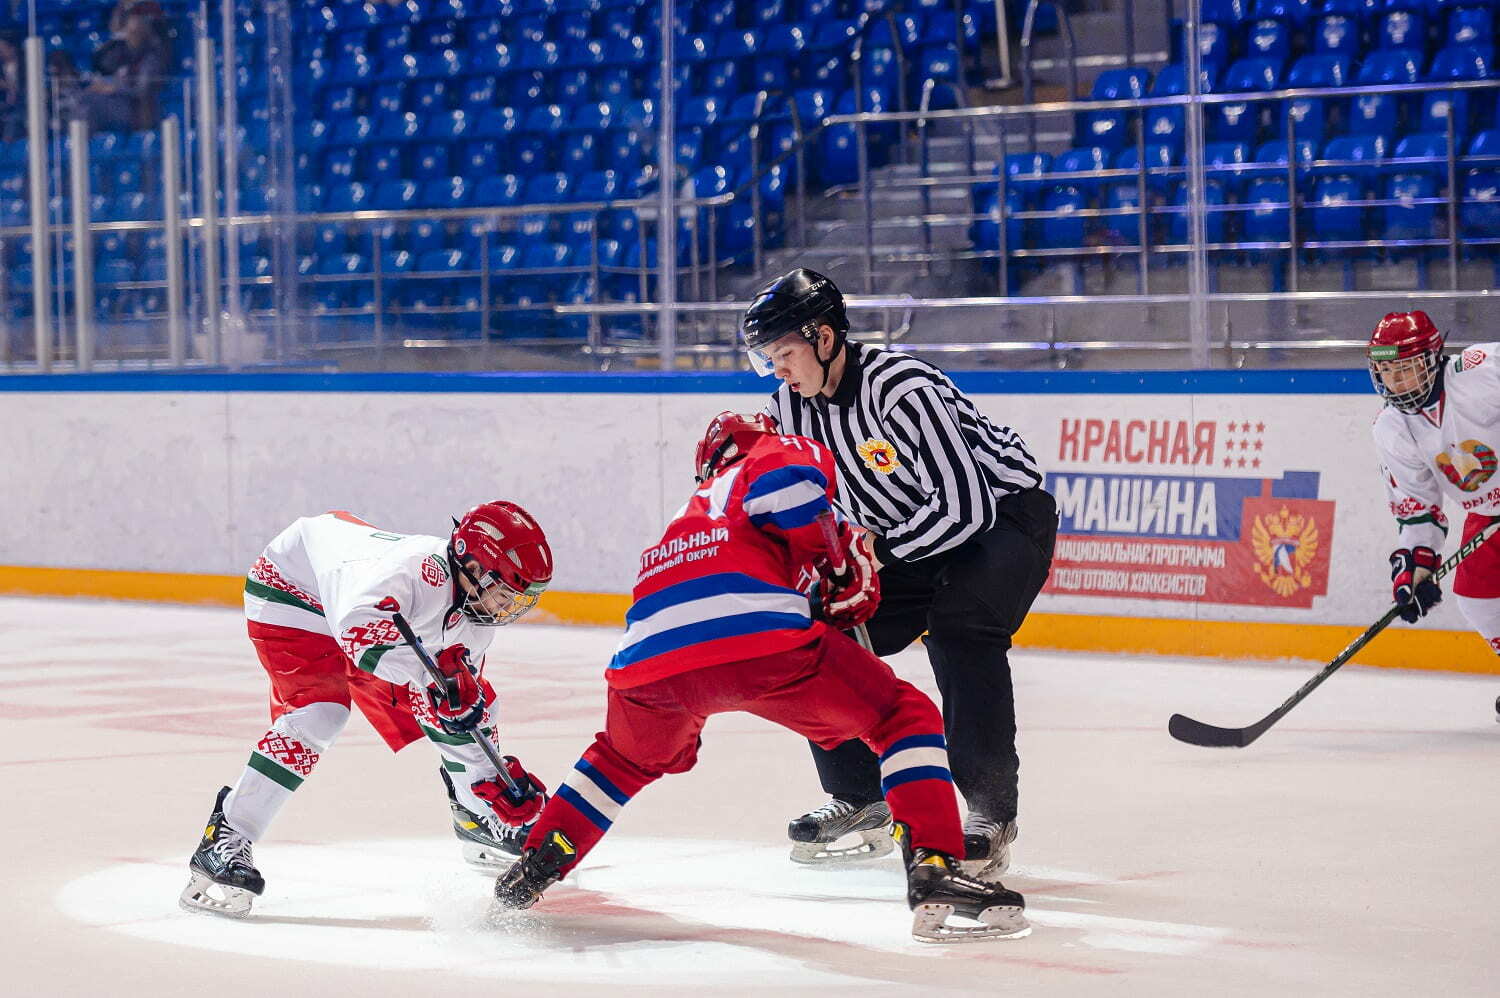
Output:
[243, 511, 495, 690]
[1374, 343, 1500, 552]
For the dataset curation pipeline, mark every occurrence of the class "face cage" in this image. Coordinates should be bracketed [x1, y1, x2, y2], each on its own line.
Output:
[1369, 351, 1441, 413]
[457, 565, 541, 626]
[745, 319, 823, 376]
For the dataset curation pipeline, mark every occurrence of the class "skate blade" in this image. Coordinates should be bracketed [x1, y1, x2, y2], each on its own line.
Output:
[178, 872, 255, 918]
[911, 903, 1031, 944]
[462, 841, 519, 875]
[789, 826, 895, 865]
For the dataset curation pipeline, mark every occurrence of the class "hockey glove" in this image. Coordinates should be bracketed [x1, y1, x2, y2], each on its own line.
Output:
[471, 756, 547, 825]
[425, 644, 486, 734]
[815, 525, 882, 630]
[1390, 546, 1442, 623]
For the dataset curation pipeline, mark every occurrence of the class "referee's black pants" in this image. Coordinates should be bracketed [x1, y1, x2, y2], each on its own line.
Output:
[808, 487, 1057, 822]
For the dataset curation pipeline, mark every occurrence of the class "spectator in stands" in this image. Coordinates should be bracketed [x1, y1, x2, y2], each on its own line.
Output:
[83, 1, 168, 132]
[0, 35, 23, 141]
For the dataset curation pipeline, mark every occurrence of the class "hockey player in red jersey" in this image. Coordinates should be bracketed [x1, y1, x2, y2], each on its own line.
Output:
[492, 413, 1030, 942]
[180, 502, 553, 917]
[1369, 311, 1500, 717]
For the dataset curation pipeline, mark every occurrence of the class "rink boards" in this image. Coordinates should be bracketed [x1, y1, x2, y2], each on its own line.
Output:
[1, 368, 1495, 673]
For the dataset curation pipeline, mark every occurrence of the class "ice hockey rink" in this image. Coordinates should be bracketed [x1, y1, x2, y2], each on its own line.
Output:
[4, 596, 1496, 997]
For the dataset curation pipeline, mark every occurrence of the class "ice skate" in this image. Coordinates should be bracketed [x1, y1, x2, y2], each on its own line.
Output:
[787, 798, 894, 864]
[493, 830, 576, 910]
[960, 814, 1018, 880]
[894, 822, 1029, 943]
[440, 767, 528, 872]
[179, 786, 264, 918]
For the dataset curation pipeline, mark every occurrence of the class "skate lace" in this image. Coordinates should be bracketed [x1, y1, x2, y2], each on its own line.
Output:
[806, 799, 859, 823]
[210, 825, 253, 866]
[963, 814, 1004, 840]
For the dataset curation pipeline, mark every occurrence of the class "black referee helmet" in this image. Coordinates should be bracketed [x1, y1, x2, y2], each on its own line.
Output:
[741, 268, 850, 350]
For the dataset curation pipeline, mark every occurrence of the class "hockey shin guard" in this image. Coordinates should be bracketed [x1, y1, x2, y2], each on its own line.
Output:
[866, 688, 964, 858]
[527, 741, 652, 874]
[224, 702, 350, 841]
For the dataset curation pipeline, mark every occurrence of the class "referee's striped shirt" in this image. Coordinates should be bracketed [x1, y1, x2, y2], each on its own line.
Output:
[765, 342, 1043, 564]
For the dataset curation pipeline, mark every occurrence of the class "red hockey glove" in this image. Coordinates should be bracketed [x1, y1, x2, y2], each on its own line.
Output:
[425, 644, 485, 734]
[471, 756, 548, 825]
[1390, 546, 1442, 623]
[816, 525, 882, 630]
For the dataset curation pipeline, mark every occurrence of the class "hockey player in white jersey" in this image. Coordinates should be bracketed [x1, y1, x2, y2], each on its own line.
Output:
[180, 502, 553, 917]
[1369, 311, 1500, 710]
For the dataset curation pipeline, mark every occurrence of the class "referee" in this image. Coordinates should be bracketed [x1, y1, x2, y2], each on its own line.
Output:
[741, 268, 1056, 878]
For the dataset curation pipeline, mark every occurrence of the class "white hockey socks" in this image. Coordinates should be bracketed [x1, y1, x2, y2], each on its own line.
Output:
[223, 702, 349, 842]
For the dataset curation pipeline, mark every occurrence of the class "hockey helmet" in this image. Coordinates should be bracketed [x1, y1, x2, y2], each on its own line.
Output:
[448, 501, 552, 625]
[695, 411, 777, 482]
[1368, 310, 1445, 413]
[740, 268, 849, 377]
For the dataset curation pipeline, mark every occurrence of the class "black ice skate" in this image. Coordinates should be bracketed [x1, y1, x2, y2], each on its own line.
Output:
[894, 822, 1030, 943]
[960, 814, 1019, 881]
[787, 798, 894, 864]
[493, 830, 576, 910]
[179, 786, 265, 918]
[440, 767, 528, 873]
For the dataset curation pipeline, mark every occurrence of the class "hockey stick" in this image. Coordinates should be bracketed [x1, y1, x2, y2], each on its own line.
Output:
[815, 510, 875, 652]
[1168, 518, 1500, 748]
[390, 611, 528, 802]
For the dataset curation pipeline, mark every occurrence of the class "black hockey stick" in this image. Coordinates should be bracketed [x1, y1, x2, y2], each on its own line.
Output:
[391, 611, 529, 803]
[1169, 518, 1500, 748]
[815, 510, 874, 652]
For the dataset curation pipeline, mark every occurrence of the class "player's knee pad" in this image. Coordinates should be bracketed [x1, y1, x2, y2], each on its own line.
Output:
[274, 700, 350, 752]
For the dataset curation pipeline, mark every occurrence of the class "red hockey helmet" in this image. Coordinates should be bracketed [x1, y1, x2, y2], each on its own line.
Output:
[447, 501, 552, 626]
[695, 411, 777, 482]
[1368, 310, 1445, 413]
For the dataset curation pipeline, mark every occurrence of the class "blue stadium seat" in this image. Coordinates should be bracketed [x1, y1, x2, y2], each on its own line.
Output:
[1053, 146, 1111, 195]
[1318, 134, 1390, 185]
[525, 172, 573, 204]
[425, 109, 472, 143]
[1380, 9, 1428, 51]
[971, 187, 1027, 253]
[1468, 128, 1500, 166]
[1192, 21, 1233, 71]
[1307, 176, 1368, 241]
[1245, 19, 1292, 66]
[1461, 168, 1500, 236]
[1314, 15, 1360, 60]
[1165, 180, 1228, 247]
[1251, 137, 1317, 183]
[561, 132, 600, 173]
[1040, 186, 1088, 248]
[1383, 172, 1440, 240]
[422, 176, 471, 211]
[1147, 64, 1217, 152]
[373, 179, 419, 210]
[1241, 177, 1290, 243]
[1351, 50, 1421, 136]
[1205, 141, 1255, 193]
[1421, 46, 1495, 137]
[1448, 6, 1494, 49]
[1254, 0, 1315, 24]
[474, 173, 522, 207]
[1276, 55, 1349, 144]
[367, 144, 405, 184]
[414, 143, 451, 180]
[1213, 59, 1281, 142]
[1393, 131, 1457, 178]
[1115, 143, 1184, 193]
[1079, 66, 1151, 151]
[1102, 182, 1147, 245]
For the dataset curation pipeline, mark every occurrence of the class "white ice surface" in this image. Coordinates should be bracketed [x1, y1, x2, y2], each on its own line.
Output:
[2, 596, 1497, 997]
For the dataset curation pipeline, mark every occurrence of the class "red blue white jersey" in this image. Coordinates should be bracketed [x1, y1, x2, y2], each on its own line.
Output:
[607, 433, 843, 688]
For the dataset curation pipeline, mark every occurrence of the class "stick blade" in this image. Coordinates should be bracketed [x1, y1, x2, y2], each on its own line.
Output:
[1168, 712, 1251, 748]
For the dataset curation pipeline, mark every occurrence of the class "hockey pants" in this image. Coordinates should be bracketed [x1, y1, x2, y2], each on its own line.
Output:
[523, 628, 965, 875]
